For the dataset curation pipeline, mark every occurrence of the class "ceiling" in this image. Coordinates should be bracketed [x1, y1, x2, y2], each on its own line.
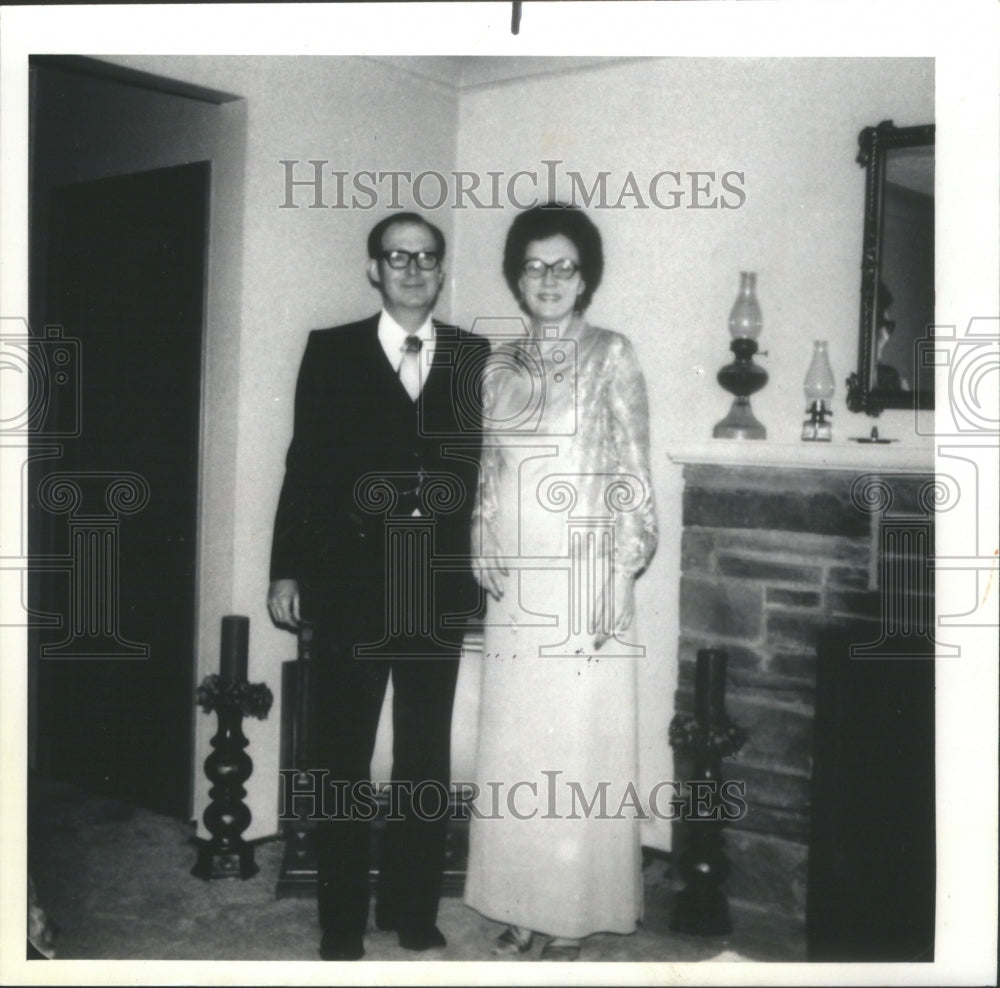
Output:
[366, 55, 637, 91]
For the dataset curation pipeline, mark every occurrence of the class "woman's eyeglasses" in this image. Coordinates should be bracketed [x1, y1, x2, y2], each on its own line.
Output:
[522, 258, 579, 280]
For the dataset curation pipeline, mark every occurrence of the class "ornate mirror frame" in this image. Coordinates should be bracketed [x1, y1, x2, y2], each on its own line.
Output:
[847, 120, 935, 416]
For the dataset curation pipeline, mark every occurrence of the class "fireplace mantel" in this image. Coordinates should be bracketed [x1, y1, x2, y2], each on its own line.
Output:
[667, 439, 933, 473]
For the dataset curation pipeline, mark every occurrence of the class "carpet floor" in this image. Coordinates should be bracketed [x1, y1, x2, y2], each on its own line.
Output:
[27, 776, 804, 965]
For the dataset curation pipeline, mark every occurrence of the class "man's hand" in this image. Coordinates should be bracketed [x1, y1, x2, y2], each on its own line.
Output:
[268, 578, 301, 630]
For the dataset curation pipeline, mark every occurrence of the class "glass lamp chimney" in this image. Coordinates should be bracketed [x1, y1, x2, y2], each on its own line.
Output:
[728, 271, 763, 340]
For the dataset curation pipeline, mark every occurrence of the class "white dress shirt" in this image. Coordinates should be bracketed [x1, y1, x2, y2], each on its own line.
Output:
[378, 309, 436, 395]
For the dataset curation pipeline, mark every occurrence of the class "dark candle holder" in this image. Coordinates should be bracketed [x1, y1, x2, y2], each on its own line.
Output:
[192, 616, 272, 881]
[668, 648, 746, 936]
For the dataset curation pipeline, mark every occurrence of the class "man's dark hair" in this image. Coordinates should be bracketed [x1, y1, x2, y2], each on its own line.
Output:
[502, 203, 604, 314]
[367, 212, 446, 261]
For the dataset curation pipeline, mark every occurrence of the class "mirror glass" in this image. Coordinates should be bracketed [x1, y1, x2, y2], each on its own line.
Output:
[848, 122, 935, 415]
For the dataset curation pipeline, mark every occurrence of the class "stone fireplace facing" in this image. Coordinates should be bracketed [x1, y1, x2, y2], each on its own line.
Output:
[668, 443, 936, 934]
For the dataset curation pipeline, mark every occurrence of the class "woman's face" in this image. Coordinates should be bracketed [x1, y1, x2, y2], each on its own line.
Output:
[517, 234, 586, 326]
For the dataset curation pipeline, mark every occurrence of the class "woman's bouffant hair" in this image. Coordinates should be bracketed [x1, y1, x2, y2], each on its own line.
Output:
[502, 203, 604, 314]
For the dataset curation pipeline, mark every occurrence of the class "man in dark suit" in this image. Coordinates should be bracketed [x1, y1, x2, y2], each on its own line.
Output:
[268, 213, 487, 961]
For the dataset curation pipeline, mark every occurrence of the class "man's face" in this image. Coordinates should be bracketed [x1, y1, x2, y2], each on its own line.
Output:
[367, 221, 444, 317]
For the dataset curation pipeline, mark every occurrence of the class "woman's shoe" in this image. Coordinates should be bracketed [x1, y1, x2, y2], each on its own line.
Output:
[491, 925, 533, 956]
[540, 937, 581, 961]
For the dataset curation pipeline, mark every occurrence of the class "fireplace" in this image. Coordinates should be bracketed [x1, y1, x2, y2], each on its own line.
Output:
[668, 442, 936, 943]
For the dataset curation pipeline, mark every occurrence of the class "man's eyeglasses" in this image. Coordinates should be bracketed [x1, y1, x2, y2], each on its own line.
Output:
[380, 249, 441, 271]
[522, 258, 579, 280]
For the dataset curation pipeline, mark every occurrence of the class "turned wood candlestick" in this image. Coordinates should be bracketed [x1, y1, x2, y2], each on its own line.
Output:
[192, 616, 259, 880]
[192, 705, 258, 880]
[670, 648, 735, 935]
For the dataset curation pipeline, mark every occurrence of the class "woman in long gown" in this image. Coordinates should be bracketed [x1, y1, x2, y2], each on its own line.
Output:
[463, 204, 658, 960]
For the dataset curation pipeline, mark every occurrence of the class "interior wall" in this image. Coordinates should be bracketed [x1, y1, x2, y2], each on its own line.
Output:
[104, 55, 461, 838]
[450, 58, 935, 442]
[99, 55, 934, 845]
[449, 57, 934, 850]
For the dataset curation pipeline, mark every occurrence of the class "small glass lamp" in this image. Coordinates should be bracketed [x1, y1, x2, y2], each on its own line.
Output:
[801, 340, 835, 441]
[713, 272, 768, 439]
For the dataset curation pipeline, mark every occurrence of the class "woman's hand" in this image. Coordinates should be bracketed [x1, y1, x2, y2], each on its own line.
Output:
[593, 571, 634, 650]
[475, 541, 508, 602]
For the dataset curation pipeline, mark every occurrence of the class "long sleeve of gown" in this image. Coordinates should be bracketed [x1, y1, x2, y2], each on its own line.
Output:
[607, 334, 658, 578]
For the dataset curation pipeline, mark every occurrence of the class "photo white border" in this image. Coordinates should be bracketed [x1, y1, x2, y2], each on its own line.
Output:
[2, 3, 997, 986]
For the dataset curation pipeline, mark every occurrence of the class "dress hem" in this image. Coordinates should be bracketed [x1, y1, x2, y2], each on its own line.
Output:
[463, 897, 639, 940]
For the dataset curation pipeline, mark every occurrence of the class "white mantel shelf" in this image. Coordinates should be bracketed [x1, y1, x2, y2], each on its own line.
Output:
[667, 439, 934, 473]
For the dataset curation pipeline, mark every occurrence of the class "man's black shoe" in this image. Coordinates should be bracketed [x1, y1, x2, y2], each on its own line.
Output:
[397, 925, 447, 951]
[319, 932, 365, 961]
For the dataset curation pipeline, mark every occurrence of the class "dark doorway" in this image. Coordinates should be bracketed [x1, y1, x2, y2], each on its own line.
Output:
[31, 163, 208, 819]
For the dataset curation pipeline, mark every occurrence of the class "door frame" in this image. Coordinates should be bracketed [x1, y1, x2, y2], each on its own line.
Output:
[28, 56, 247, 821]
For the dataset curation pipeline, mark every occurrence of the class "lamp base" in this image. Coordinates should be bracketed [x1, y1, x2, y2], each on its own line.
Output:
[713, 397, 766, 440]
